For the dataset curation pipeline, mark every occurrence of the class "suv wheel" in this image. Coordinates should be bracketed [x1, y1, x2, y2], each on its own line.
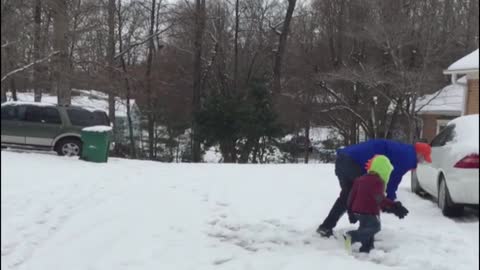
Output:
[438, 176, 464, 217]
[55, 138, 82, 156]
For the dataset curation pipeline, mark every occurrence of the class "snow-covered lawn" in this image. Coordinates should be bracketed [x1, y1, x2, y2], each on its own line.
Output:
[1, 151, 478, 270]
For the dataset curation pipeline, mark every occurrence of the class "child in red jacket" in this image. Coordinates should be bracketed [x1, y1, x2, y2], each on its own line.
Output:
[345, 155, 408, 253]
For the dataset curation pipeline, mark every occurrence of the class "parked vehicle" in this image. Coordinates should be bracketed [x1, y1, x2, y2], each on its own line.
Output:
[412, 114, 479, 216]
[1, 101, 112, 156]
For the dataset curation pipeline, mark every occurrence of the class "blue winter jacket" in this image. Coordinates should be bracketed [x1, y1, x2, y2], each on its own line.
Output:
[337, 139, 418, 200]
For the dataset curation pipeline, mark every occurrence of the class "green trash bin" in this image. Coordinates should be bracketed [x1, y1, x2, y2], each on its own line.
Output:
[80, 126, 112, 163]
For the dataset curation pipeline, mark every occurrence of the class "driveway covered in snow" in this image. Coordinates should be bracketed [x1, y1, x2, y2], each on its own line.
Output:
[1, 151, 478, 270]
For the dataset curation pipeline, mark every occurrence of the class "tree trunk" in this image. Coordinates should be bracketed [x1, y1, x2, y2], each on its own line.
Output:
[408, 94, 419, 143]
[107, 0, 116, 145]
[465, 0, 479, 50]
[51, 0, 71, 105]
[221, 140, 237, 163]
[1, 88, 5, 103]
[1, 51, 5, 102]
[5, 46, 18, 101]
[239, 136, 255, 163]
[272, 0, 297, 94]
[125, 86, 136, 158]
[252, 139, 260, 163]
[304, 121, 310, 164]
[33, 0, 42, 102]
[117, 0, 137, 159]
[42, 11, 52, 94]
[370, 97, 377, 139]
[233, 0, 239, 92]
[146, 0, 156, 160]
[192, 0, 206, 163]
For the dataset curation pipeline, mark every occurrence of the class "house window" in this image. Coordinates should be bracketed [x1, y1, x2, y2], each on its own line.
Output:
[436, 119, 451, 134]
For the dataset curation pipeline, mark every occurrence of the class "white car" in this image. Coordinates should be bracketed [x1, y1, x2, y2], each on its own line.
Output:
[412, 114, 479, 216]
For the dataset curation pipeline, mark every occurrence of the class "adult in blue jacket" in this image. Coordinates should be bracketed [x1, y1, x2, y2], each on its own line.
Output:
[316, 139, 432, 238]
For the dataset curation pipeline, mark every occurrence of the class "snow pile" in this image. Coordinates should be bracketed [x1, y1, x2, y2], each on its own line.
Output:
[72, 89, 109, 100]
[281, 127, 337, 146]
[446, 114, 479, 159]
[82, 125, 113, 132]
[416, 84, 465, 114]
[1, 151, 478, 270]
[310, 127, 335, 142]
[204, 147, 222, 163]
[447, 49, 479, 71]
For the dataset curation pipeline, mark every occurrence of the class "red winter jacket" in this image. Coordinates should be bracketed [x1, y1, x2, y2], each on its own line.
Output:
[348, 174, 395, 215]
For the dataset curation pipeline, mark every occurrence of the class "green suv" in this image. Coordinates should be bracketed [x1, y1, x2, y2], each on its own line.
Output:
[1, 101, 111, 156]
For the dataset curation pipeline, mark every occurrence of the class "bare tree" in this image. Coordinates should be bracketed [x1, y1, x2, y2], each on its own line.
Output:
[233, 0, 239, 91]
[272, 0, 297, 94]
[146, 0, 158, 160]
[192, 0, 206, 162]
[107, 0, 116, 135]
[50, 0, 71, 105]
[33, 0, 42, 102]
[116, 0, 137, 159]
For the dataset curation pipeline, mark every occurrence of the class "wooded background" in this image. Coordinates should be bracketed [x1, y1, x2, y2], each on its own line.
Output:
[1, 0, 479, 163]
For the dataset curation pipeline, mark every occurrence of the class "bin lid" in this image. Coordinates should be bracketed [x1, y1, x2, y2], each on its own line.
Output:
[82, 125, 113, 132]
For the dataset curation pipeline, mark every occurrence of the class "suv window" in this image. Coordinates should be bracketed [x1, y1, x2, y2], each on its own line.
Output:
[24, 106, 62, 124]
[67, 109, 109, 127]
[1, 105, 17, 120]
[93, 111, 110, 126]
[430, 124, 456, 147]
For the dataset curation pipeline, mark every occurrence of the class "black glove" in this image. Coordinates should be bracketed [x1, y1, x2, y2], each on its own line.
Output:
[348, 210, 358, 224]
[392, 201, 409, 219]
[382, 206, 395, 214]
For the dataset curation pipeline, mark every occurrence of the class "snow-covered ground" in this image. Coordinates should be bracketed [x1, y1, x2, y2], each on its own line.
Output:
[1, 151, 478, 270]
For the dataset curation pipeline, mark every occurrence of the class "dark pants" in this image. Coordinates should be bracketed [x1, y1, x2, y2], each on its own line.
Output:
[348, 214, 381, 253]
[319, 153, 363, 230]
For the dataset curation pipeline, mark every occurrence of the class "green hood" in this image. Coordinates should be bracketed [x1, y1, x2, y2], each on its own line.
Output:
[367, 155, 394, 187]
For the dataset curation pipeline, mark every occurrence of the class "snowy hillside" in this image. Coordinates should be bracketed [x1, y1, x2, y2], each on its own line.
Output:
[1, 151, 478, 270]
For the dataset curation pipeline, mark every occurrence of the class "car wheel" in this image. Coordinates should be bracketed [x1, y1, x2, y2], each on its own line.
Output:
[411, 171, 425, 195]
[55, 138, 82, 157]
[438, 175, 464, 217]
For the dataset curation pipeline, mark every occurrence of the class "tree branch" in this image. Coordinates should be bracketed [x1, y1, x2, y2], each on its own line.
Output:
[113, 24, 173, 60]
[1, 41, 17, 48]
[415, 87, 448, 113]
[1, 51, 59, 83]
[318, 82, 371, 133]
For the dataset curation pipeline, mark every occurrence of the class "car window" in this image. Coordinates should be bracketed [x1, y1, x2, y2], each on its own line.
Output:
[67, 109, 108, 127]
[430, 124, 455, 147]
[93, 111, 110, 126]
[1, 105, 16, 120]
[42, 107, 62, 124]
[24, 106, 61, 124]
[24, 106, 43, 123]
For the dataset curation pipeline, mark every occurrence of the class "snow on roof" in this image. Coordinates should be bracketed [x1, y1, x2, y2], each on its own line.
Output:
[7, 91, 137, 117]
[446, 49, 479, 72]
[416, 83, 465, 115]
[1, 100, 56, 107]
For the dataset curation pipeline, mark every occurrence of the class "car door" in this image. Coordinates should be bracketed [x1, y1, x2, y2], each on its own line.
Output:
[430, 125, 457, 197]
[23, 105, 64, 146]
[1, 104, 26, 144]
[416, 125, 456, 196]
